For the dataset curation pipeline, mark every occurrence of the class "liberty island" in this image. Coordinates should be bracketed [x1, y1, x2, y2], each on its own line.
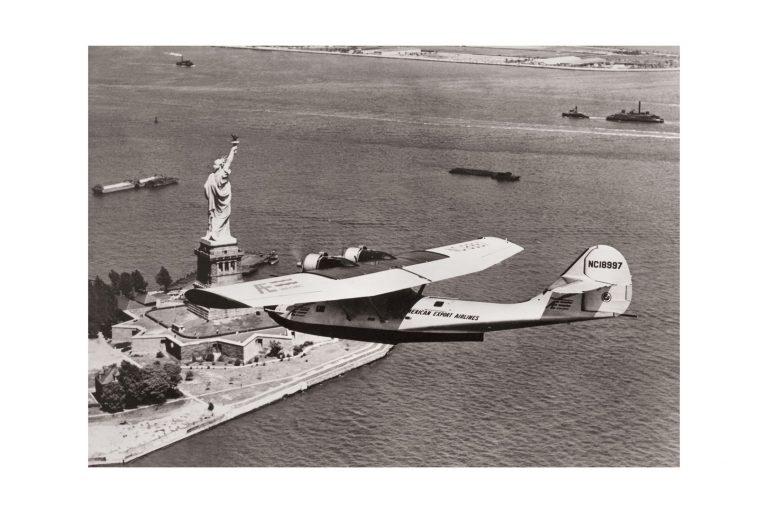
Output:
[88, 136, 394, 465]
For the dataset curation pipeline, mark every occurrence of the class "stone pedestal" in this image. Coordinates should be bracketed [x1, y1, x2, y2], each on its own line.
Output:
[193, 238, 244, 287]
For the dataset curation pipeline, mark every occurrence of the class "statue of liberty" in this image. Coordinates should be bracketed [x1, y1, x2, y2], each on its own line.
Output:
[203, 135, 239, 244]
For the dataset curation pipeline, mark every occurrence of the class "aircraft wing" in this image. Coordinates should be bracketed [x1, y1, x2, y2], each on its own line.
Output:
[185, 237, 523, 309]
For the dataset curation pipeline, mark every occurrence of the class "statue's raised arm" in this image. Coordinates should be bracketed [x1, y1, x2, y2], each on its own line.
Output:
[222, 134, 239, 173]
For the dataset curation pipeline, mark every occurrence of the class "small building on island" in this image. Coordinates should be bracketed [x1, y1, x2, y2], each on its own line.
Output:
[94, 363, 120, 399]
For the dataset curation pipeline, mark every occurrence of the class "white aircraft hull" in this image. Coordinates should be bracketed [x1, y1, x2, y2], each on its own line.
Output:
[187, 239, 634, 343]
[266, 284, 630, 343]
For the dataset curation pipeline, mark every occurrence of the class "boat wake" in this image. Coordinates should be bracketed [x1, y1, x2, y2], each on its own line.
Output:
[256, 107, 679, 140]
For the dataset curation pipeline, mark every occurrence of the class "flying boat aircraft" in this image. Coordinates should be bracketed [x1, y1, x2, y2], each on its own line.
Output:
[185, 237, 634, 342]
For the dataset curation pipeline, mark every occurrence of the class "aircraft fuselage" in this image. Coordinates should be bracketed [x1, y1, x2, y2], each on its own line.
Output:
[265, 286, 623, 343]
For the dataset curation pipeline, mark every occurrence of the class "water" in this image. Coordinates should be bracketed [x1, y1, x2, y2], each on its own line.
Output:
[89, 46, 679, 466]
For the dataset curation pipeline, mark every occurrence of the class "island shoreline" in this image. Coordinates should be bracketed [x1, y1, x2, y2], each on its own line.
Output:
[89, 341, 394, 466]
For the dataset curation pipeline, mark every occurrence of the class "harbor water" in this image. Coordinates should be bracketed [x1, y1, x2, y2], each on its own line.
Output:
[89, 46, 679, 466]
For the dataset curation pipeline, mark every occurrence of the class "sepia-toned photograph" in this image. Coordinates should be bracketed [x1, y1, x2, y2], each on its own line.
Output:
[88, 45, 679, 467]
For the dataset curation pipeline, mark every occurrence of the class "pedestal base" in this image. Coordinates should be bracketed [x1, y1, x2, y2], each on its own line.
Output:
[193, 238, 244, 287]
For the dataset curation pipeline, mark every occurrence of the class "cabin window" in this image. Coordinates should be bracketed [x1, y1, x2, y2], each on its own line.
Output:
[434, 301, 444, 307]
[367, 317, 376, 321]
[315, 305, 325, 313]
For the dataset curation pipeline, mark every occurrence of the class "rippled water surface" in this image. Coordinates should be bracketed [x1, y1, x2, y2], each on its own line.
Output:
[89, 47, 679, 466]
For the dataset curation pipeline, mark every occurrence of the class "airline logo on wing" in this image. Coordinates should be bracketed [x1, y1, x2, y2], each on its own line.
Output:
[444, 240, 489, 252]
[252, 277, 302, 294]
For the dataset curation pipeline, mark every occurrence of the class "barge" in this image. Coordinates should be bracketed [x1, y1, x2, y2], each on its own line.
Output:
[449, 167, 520, 182]
[92, 175, 179, 194]
[91, 179, 137, 194]
[146, 175, 179, 189]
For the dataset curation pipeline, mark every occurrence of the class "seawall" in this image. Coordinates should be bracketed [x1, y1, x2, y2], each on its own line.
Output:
[88, 341, 393, 466]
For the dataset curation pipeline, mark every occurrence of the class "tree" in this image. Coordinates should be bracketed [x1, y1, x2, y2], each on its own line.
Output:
[141, 364, 171, 404]
[88, 279, 99, 338]
[118, 361, 145, 408]
[88, 276, 120, 338]
[108, 270, 121, 293]
[156, 266, 172, 292]
[131, 270, 148, 293]
[267, 340, 283, 358]
[114, 360, 184, 408]
[163, 362, 182, 388]
[99, 381, 125, 412]
[119, 272, 134, 298]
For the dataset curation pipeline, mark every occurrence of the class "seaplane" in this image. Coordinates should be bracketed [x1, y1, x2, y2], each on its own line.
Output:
[185, 237, 634, 342]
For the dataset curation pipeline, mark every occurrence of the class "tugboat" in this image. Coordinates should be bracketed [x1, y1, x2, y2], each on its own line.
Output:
[606, 101, 664, 123]
[562, 106, 589, 119]
[175, 55, 195, 67]
[241, 251, 280, 276]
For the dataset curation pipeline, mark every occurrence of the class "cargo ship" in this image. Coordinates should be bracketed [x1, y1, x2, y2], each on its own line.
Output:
[562, 106, 589, 119]
[92, 175, 179, 194]
[606, 101, 664, 123]
[449, 168, 520, 182]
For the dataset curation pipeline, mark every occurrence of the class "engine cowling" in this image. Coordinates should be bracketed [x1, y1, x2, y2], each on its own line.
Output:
[300, 252, 329, 272]
[343, 246, 395, 263]
[343, 246, 367, 263]
[300, 252, 357, 272]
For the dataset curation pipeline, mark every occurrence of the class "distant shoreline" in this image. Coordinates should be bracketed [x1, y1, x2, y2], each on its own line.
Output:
[223, 46, 680, 73]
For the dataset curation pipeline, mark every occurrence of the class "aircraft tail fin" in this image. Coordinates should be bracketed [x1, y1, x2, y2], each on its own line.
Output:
[545, 245, 632, 315]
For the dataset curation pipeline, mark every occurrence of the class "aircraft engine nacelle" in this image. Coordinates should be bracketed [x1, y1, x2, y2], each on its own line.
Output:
[300, 252, 356, 272]
[342, 246, 395, 263]
[300, 252, 328, 272]
[343, 246, 367, 262]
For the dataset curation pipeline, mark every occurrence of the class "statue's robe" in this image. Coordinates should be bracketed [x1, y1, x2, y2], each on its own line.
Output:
[203, 167, 234, 243]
